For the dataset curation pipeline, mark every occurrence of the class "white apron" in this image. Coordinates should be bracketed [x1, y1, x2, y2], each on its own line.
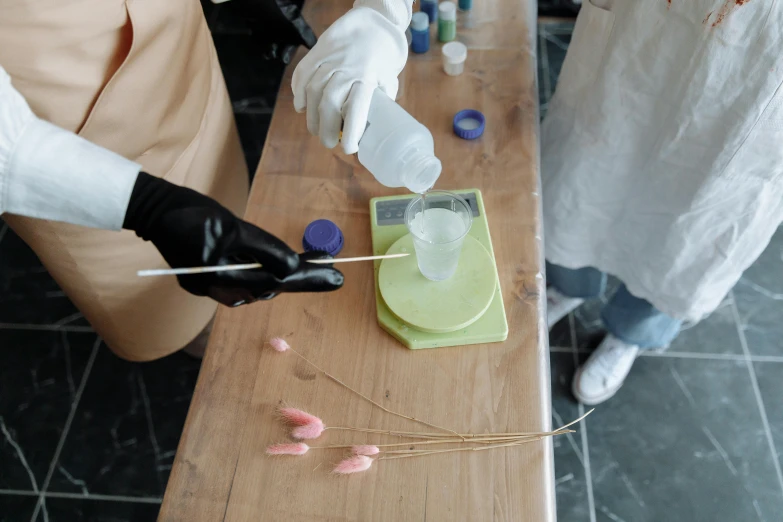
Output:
[542, 0, 783, 321]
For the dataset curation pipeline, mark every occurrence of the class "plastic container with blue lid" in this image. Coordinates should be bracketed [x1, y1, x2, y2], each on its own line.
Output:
[410, 12, 430, 54]
[453, 109, 486, 140]
[302, 219, 344, 256]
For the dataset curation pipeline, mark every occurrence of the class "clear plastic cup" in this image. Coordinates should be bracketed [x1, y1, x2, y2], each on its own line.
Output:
[404, 191, 473, 281]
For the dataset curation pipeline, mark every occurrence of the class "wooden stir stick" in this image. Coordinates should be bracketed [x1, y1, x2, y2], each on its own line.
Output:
[136, 253, 409, 277]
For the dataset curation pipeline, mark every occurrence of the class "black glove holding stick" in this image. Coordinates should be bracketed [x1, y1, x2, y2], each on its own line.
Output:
[123, 172, 343, 306]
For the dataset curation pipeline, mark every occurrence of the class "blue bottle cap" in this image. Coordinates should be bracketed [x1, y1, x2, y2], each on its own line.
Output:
[302, 219, 344, 256]
[453, 109, 486, 140]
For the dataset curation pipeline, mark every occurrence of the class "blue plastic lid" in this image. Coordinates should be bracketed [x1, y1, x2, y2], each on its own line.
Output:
[302, 219, 344, 256]
[453, 109, 486, 140]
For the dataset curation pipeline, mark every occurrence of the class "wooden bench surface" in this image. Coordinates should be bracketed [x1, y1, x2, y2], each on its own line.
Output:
[160, 0, 553, 520]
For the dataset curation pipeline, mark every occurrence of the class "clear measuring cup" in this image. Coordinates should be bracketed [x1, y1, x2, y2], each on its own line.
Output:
[404, 191, 473, 281]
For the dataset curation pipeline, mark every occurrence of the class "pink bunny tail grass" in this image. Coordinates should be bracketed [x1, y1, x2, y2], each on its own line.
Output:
[266, 443, 309, 456]
[333, 455, 374, 475]
[278, 407, 323, 427]
[269, 337, 291, 352]
[291, 422, 325, 440]
[352, 445, 380, 456]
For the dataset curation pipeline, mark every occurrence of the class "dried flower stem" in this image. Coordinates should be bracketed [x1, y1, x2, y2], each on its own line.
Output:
[322, 408, 589, 441]
[312, 430, 573, 452]
[377, 437, 543, 461]
[285, 346, 462, 438]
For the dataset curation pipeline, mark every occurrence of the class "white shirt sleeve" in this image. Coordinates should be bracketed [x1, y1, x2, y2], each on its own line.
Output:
[0, 66, 140, 230]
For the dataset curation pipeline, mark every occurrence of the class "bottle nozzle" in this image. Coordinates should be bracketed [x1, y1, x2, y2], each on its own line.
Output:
[405, 156, 442, 194]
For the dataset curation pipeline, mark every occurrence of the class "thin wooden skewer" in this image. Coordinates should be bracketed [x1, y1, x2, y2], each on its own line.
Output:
[307, 253, 409, 264]
[137, 263, 263, 277]
[137, 253, 409, 277]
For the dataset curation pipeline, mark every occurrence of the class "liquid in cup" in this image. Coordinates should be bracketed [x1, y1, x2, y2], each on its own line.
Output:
[405, 192, 473, 281]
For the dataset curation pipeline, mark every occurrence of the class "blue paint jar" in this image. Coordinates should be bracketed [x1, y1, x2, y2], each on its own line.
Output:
[420, 0, 438, 24]
[410, 12, 430, 54]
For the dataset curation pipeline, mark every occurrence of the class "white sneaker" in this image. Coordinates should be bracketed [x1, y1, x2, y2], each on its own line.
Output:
[547, 286, 584, 329]
[572, 335, 640, 405]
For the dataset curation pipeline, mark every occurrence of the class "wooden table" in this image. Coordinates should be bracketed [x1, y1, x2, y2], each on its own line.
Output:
[160, 0, 553, 520]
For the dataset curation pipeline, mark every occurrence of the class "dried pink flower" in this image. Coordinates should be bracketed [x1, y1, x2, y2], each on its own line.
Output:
[333, 455, 374, 474]
[266, 443, 309, 456]
[352, 445, 380, 456]
[269, 337, 290, 352]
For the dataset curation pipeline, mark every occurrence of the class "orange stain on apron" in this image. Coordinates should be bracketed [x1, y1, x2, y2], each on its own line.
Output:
[704, 0, 752, 26]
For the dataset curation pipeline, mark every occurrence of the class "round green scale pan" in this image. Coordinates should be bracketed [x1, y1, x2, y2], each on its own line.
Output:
[378, 234, 496, 334]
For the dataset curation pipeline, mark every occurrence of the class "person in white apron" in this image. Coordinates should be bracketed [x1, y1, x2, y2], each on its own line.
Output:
[542, 0, 783, 404]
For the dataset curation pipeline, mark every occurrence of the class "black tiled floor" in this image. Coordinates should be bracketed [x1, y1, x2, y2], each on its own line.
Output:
[0, 495, 38, 522]
[209, 18, 284, 176]
[234, 112, 274, 176]
[0, 224, 84, 327]
[0, 331, 97, 490]
[48, 347, 200, 498]
[36, 497, 160, 522]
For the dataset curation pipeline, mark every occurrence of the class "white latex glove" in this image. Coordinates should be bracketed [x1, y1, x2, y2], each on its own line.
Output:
[292, 0, 412, 154]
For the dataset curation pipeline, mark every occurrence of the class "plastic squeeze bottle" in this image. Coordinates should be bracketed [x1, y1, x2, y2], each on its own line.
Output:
[357, 89, 442, 193]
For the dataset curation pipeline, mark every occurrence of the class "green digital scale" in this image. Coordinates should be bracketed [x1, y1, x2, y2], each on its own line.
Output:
[370, 189, 508, 349]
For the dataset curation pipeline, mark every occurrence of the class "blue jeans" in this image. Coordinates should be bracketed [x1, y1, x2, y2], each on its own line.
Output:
[546, 262, 682, 349]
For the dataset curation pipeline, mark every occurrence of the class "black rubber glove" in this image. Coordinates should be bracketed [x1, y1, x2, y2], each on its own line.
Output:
[123, 172, 343, 306]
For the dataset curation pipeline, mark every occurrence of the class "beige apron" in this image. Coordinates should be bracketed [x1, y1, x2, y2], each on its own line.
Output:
[0, 0, 249, 360]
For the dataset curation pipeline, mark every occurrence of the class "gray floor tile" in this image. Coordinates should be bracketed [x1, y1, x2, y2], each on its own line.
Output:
[667, 297, 743, 356]
[739, 226, 783, 294]
[734, 284, 783, 358]
[733, 227, 783, 357]
[541, 26, 571, 92]
[752, 362, 783, 488]
[548, 315, 573, 349]
[588, 357, 783, 522]
[550, 352, 591, 521]
[572, 299, 606, 352]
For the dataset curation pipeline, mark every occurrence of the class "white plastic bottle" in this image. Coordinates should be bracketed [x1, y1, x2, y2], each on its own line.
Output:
[357, 89, 442, 194]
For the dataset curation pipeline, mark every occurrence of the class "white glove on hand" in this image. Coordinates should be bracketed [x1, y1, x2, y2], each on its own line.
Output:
[292, 0, 412, 154]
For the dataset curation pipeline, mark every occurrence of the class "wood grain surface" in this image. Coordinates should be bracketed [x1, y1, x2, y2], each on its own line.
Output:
[159, 0, 553, 520]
